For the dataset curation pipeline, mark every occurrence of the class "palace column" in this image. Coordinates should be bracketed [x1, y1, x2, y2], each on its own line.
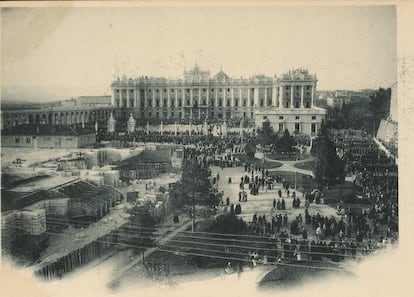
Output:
[290, 84, 294, 109]
[119, 89, 123, 107]
[167, 89, 171, 119]
[301, 85, 305, 108]
[111, 89, 116, 106]
[231, 88, 235, 118]
[311, 84, 315, 107]
[126, 89, 130, 108]
[198, 88, 202, 119]
[280, 85, 284, 109]
[248, 87, 251, 107]
[272, 86, 276, 107]
[175, 89, 178, 109]
[223, 88, 227, 119]
[190, 88, 193, 119]
[253, 87, 259, 107]
[206, 89, 210, 119]
[152, 89, 155, 110]
[135, 88, 139, 109]
[144, 89, 148, 108]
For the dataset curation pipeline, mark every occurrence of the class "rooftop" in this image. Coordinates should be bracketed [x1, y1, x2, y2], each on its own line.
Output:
[117, 149, 171, 170]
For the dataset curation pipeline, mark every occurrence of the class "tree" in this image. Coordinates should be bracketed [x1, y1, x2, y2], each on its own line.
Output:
[125, 202, 159, 254]
[312, 121, 345, 188]
[370, 88, 391, 133]
[276, 129, 296, 154]
[256, 119, 276, 147]
[169, 158, 219, 230]
[244, 141, 256, 159]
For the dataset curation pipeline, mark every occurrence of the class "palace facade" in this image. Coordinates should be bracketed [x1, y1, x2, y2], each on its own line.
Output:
[111, 66, 326, 136]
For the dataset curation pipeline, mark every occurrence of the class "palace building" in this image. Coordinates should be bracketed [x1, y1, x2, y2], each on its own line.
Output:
[110, 65, 326, 137]
[1, 66, 326, 138]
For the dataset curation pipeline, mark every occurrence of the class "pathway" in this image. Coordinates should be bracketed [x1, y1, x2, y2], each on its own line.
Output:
[211, 152, 339, 224]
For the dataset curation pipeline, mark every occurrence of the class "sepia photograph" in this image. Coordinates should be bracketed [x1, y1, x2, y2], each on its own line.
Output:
[1, 2, 412, 297]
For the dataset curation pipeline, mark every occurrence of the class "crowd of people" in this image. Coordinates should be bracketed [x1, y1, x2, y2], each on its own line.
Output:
[145, 126, 398, 267]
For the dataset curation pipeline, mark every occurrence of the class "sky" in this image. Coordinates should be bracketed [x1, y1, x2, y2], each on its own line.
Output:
[1, 5, 397, 102]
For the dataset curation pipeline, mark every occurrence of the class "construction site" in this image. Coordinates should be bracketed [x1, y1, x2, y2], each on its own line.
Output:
[1, 143, 183, 279]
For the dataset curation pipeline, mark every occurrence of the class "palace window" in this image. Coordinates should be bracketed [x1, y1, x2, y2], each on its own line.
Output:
[156, 89, 159, 93]
[312, 116, 316, 120]
[164, 89, 166, 92]
[171, 89, 174, 92]
[311, 123, 316, 133]
[295, 123, 300, 132]
[227, 100, 230, 107]
[279, 123, 284, 132]
[295, 116, 300, 120]
[15, 137, 19, 144]
[163, 99, 167, 106]
[307, 85, 311, 90]
[279, 116, 284, 120]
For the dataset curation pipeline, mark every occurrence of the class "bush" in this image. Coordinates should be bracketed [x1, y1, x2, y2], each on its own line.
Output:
[207, 213, 247, 234]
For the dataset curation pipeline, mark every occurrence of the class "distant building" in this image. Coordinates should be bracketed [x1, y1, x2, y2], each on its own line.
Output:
[324, 91, 351, 109]
[117, 149, 172, 180]
[1, 124, 96, 148]
[73, 96, 112, 107]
